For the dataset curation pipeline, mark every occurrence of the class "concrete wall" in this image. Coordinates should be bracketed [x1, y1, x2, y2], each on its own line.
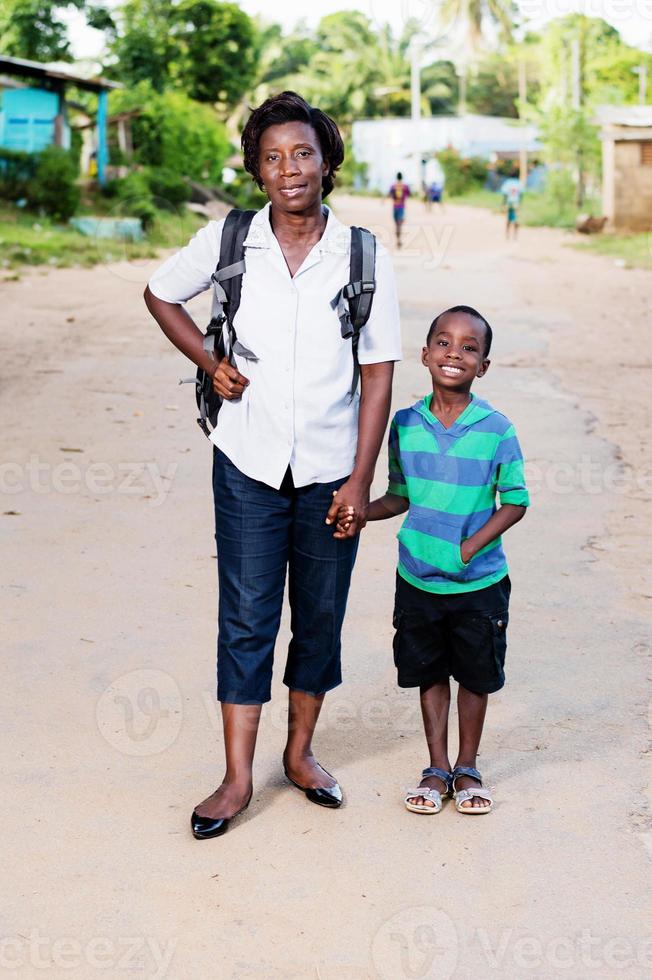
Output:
[604, 137, 652, 231]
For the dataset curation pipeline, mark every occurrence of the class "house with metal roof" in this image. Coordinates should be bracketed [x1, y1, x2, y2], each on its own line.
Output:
[596, 105, 652, 230]
[0, 55, 121, 186]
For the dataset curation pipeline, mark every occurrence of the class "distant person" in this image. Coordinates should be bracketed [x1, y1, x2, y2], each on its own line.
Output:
[500, 175, 523, 240]
[336, 306, 529, 815]
[389, 172, 410, 248]
[428, 181, 443, 209]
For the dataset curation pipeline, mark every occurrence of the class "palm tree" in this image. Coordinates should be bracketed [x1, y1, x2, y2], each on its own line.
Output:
[438, 0, 517, 111]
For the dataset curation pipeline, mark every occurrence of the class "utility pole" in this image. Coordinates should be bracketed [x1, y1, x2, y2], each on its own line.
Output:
[570, 36, 584, 207]
[410, 37, 422, 188]
[518, 57, 527, 185]
[571, 38, 581, 110]
[633, 64, 647, 105]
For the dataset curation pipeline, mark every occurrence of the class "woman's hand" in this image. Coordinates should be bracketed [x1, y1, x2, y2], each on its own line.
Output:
[211, 357, 249, 400]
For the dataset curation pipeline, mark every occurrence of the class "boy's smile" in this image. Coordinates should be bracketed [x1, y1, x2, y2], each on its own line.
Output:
[422, 311, 490, 392]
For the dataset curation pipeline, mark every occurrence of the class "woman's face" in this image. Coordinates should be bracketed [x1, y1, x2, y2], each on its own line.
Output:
[258, 121, 329, 214]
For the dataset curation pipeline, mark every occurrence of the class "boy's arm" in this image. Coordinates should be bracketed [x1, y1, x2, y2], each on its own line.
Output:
[461, 424, 529, 562]
[368, 493, 409, 521]
[460, 504, 526, 564]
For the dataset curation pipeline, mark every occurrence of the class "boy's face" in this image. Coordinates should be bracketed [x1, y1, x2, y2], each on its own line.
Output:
[422, 312, 490, 391]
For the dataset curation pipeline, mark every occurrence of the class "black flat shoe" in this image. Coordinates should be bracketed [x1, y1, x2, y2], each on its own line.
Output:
[284, 768, 343, 808]
[190, 795, 252, 840]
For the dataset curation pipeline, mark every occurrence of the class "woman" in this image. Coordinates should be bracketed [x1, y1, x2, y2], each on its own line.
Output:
[144, 92, 401, 839]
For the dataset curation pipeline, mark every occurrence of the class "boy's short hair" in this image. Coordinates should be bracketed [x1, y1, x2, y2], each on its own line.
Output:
[426, 305, 493, 357]
[241, 91, 344, 198]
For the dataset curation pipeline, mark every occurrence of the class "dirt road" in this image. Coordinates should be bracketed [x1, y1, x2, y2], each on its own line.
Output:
[2, 196, 650, 979]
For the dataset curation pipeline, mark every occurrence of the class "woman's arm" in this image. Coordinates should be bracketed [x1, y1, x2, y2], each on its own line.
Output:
[326, 361, 394, 538]
[143, 286, 249, 400]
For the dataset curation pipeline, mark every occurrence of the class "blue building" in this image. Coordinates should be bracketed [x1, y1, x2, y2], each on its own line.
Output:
[0, 55, 121, 185]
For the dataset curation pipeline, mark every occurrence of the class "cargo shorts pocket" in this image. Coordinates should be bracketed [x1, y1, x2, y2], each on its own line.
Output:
[488, 611, 508, 675]
[392, 607, 404, 668]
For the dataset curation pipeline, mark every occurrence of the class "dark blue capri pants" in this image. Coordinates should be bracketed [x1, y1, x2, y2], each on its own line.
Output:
[212, 447, 359, 705]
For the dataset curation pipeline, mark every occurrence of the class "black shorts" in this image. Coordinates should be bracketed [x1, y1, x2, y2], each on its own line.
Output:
[392, 573, 511, 694]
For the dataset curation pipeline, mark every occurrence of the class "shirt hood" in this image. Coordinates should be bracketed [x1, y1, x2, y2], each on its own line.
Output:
[414, 393, 497, 433]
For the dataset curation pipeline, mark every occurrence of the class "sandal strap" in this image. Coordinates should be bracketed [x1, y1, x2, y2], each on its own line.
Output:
[405, 787, 442, 804]
[451, 765, 482, 787]
[455, 786, 493, 805]
[421, 766, 452, 786]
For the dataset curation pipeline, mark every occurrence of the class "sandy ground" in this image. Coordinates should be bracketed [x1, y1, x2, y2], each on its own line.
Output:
[1, 195, 651, 979]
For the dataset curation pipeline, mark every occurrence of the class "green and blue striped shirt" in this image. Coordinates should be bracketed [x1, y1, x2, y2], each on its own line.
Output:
[388, 394, 529, 594]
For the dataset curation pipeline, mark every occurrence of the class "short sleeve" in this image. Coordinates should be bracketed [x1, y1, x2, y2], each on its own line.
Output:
[494, 425, 530, 507]
[356, 242, 402, 365]
[147, 219, 224, 304]
[387, 418, 408, 498]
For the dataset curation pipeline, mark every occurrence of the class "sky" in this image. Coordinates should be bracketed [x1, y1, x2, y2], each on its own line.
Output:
[65, 0, 652, 60]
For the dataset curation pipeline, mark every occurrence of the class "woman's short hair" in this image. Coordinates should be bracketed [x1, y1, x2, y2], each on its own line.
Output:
[241, 91, 345, 199]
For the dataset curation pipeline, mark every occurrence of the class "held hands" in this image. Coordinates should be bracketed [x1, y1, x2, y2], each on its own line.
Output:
[325, 479, 370, 539]
[211, 356, 249, 400]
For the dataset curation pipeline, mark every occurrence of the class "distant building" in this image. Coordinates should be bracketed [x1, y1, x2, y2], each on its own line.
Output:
[596, 106, 652, 231]
[0, 55, 121, 185]
[352, 114, 541, 192]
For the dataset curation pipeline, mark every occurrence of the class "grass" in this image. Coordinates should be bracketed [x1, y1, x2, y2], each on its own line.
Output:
[571, 231, 652, 270]
[449, 185, 601, 229]
[0, 202, 205, 272]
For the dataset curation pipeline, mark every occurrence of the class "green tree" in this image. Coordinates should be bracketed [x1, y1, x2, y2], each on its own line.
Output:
[169, 0, 259, 109]
[466, 54, 518, 116]
[421, 61, 459, 115]
[440, 0, 517, 51]
[0, 0, 112, 61]
[110, 0, 175, 92]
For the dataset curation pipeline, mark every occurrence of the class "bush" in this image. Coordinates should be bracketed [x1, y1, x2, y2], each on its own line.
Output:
[147, 168, 190, 209]
[109, 83, 231, 183]
[522, 168, 577, 228]
[0, 147, 36, 201]
[437, 147, 487, 197]
[27, 146, 80, 221]
[114, 170, 156, 229]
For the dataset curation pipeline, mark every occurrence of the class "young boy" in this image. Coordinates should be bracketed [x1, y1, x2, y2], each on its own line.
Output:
[338, 305, 528, 813]
[389, 172, 410, 249]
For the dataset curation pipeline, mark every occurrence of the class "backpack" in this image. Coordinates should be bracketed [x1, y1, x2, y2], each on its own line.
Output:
[182, 208, 377, 438]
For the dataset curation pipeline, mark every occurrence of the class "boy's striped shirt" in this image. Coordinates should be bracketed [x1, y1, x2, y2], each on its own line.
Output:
[388, 394, 529, 594]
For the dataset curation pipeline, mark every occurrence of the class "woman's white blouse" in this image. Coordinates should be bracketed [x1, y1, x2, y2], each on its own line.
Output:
[148, 203, 402, 488]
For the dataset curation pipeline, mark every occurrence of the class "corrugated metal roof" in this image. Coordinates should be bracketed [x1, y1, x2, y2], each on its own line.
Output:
[0, 55, 121, 92]
[595, 105, 652, 127]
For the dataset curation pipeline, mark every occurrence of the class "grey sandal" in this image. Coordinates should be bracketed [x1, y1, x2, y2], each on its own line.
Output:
[451, 766, 493, 814]
[404, 766, 452, 814]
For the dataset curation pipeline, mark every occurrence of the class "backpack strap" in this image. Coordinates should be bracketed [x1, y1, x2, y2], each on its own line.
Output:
[331, 226, 377, 399]
[204, 208, 256, 364]
[187, 208, 255, 437]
